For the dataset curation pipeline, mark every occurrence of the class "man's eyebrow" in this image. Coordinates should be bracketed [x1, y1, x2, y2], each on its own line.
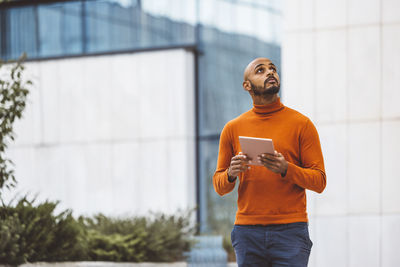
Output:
[254, 63, 276, 70]
[254, 63, 265, 70]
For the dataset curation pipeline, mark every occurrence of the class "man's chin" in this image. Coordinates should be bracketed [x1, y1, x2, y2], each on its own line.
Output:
[264, 86, 280, 95]
[251, 82, 280, 96]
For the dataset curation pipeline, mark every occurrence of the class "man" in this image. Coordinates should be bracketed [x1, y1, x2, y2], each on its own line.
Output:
[213, 57, 326, 267]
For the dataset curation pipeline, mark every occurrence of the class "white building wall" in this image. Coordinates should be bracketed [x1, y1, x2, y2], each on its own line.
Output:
[282, 0, 400, 266]
[5, 48, 196, 217]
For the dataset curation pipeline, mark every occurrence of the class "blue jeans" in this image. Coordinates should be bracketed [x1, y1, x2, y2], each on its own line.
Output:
[231, 222, 313, 267]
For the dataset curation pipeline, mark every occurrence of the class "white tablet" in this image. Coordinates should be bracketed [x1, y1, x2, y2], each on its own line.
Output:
[238, 136, 275, 166]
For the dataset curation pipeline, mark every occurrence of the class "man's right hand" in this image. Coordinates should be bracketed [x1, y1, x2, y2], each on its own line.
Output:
[227, 152, 251, 182]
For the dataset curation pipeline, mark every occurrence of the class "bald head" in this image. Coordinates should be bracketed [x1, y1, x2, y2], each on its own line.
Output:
[243, 57, 274, 81]
[242, 57, 280, 99]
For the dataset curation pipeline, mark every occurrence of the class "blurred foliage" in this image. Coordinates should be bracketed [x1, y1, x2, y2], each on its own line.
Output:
[81, 211, 195, 262]
[0, 197, 195, 265]
[0, 196, 85, 265]
[0, 54, 30, 193]
[0, 212, 24, 265]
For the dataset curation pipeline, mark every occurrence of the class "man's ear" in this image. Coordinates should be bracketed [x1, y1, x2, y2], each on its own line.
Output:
[243, 81, 251, 92]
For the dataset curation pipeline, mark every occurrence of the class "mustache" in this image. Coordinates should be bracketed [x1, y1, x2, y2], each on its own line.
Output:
[264, 76, 277, 86]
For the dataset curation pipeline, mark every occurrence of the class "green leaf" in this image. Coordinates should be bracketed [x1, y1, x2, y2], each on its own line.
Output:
[0, 53, 31, 192]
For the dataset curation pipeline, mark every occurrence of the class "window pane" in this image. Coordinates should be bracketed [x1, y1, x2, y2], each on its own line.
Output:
[38, 2, 83, 57]
[6, 6, 38, 60]
[85, 0, 137, 52]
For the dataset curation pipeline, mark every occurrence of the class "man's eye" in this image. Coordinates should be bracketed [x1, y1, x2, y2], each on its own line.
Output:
[256, 68, 264, 73]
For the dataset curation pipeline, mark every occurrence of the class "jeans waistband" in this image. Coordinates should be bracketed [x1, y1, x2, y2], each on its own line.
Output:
[234, 222, 308, 230]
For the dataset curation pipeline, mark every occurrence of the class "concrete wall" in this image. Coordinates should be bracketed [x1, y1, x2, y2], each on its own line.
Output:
[4, 48, 196, 217]
[282, 0, 400, 266]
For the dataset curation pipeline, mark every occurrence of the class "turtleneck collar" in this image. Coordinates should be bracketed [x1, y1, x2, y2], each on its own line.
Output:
[252, 97, 285, 115]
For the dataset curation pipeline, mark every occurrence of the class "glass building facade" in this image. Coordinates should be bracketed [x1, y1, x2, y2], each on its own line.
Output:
[0, 0, 281, 235]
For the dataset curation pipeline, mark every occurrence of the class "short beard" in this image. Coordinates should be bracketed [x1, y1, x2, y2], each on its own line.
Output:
[250, 81, 280, 96]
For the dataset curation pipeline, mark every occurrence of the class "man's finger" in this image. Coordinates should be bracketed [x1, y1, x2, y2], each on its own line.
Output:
[232, 159, 249, 166]
[234, 161, 250, 167]
[237, 152, 246, 159]
[230, 165, 249, 173]
[233, 155, 249, 161]
[239, 152, 252, 160]
[261, 161, 280, 169]
[261, 153, 277, 159]
[230, 166, 243, 172]
[259, 156, 276, 162]
[258, 156, 277, 164]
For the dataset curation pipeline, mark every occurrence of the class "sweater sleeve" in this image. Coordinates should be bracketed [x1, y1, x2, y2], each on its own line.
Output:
[285, 119, 327, 193]
[213, 124, 236, 196]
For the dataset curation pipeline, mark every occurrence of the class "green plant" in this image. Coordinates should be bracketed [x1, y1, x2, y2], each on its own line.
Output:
[85, 230, 147, 262]
[0, 196, 195, 264]
[0, 196, 86, 264]
[80, 211, 195, 262]
[81, 214, 148, 262]
[0, 212, 26, 265]
[0, 54, 30, 193]
[145, 213, 194, 262]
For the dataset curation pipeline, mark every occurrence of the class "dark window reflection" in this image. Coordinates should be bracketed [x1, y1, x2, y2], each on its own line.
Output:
[38, 2, 83, 57]
[5, 6, 38, 59]
[0, 0, 195, 60]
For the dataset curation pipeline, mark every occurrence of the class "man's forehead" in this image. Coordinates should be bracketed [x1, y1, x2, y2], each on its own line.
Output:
[244, 58, 275, 80]
[251, 58, 274, 68]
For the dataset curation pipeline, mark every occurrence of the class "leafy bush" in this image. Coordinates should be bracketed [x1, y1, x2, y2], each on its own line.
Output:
[145, 213, 193, 262]
[82, 215, 148, 262]
[0, 197, 86, 265]
[80, 211, 195, 262]
[0, 197, 195, 265]
[0, 212, 25, 265]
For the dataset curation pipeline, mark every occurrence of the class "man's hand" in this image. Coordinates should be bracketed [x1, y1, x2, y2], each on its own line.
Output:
[258, 151, 288, 177]
[227, 152, 250, 182]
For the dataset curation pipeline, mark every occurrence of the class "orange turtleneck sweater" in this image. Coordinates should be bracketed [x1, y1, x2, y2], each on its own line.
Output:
[213, 98, 326, 225]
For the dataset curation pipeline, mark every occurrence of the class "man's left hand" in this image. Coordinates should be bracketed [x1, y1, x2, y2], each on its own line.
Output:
[258, 151, 288, 177]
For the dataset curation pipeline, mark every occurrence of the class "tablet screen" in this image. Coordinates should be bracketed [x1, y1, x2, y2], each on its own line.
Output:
[239, 136, 275, 166]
